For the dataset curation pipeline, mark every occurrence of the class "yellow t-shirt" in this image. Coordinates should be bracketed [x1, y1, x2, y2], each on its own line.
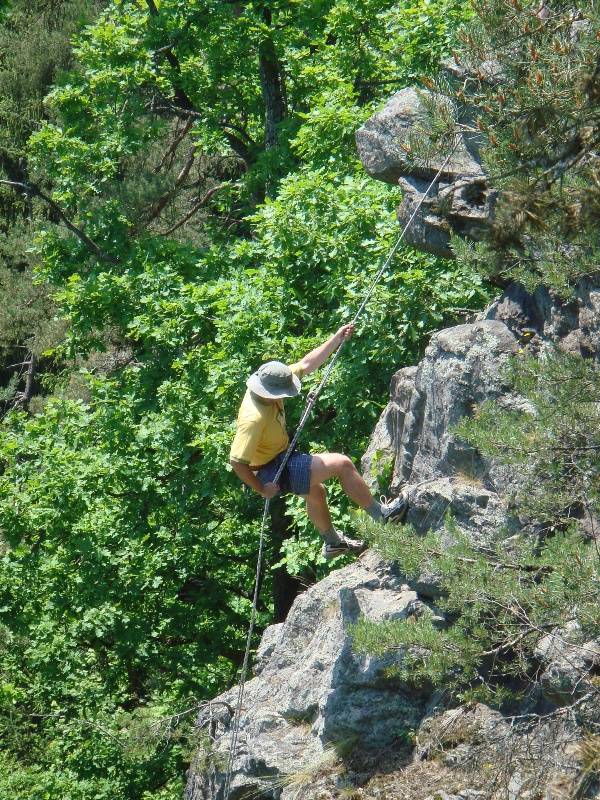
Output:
[230, 363, 302, 467]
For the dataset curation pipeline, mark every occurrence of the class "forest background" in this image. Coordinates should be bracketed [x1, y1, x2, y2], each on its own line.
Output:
[0, 0, 557, 796]
[2, 0, 600, 796]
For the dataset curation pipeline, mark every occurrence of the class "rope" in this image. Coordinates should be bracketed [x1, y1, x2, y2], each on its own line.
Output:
[221, 140, 460, 799]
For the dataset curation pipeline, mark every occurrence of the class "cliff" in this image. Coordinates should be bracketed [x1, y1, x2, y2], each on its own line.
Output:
[185, 93, 600, 800]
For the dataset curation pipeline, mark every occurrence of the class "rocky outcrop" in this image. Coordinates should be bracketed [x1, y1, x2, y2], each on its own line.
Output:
[362, 318, 522, 552]
[355, 86, 492, 259]
[187, 276, 600, 800]
[485, 278, 600, 359]
[362, 278, 600, 564]
[185, 551, 581, 800]
[186, 551, 436, 800]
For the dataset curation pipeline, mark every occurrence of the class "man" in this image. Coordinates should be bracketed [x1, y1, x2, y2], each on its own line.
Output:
[229, 323, 408, 559]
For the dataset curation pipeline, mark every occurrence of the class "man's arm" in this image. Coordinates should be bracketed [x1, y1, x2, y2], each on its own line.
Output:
[298, 323, 355, 376]
[230, 460, 280, 499]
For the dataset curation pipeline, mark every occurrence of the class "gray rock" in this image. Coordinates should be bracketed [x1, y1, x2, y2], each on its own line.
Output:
[187, 551, 437, 800]
[362, 277, 600, 552]
[356, 88, 482, 186]
[362, 321, 520, 547]
[393, 320, 519, 492]
[397, 175, 493, 259]
[534, 623, 600, 705]
[356, 88, 492, 259]
[484, 277, 600, 361]
[406, 477, 515, 542]
[253, 623, 284, 676]
[361, 366, 417, 493]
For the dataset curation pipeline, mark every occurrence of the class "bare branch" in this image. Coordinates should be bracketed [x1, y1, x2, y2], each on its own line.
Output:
[13, 352, 36, 412]
[145, 146, 196, 224]
[153, 115, 194, 174]
[159, 183, 227, 235]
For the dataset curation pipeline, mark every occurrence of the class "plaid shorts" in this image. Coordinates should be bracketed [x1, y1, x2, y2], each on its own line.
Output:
[256, 451, 313, 496]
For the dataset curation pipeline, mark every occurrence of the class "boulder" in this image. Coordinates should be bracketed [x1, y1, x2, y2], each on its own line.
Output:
[355, 88, 493, 259]
[534, 623, 600, 706]
[355, 88, 482, 186]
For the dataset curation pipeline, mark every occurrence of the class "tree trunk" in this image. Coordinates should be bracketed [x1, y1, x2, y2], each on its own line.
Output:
[17, 351, 36, 411]
[269, 501, 305, 623]
[259, 8, 286, 152]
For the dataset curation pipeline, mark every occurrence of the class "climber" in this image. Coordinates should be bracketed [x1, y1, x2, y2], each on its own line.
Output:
[229, 323, 408, 559]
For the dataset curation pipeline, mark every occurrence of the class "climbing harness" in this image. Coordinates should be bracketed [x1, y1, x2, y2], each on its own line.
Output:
[221, 140, 460, 799]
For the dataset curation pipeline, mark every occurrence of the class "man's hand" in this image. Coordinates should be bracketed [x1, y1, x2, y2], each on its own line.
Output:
[336, 323, 355, 342]
[231, 460, 279, 498]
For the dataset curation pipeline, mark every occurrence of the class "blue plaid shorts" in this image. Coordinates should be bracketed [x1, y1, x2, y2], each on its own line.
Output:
[256, 451, 313, 496]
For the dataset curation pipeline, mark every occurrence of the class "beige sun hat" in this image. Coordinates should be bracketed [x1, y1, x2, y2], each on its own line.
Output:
[247, 361, 301, 399]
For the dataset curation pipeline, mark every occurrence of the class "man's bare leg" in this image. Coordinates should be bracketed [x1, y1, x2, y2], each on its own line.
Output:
[299, 480, 364, 556]
[299, 482, 333, 533]
[309, 453, 408, 525]
[310, 453, 376, 509]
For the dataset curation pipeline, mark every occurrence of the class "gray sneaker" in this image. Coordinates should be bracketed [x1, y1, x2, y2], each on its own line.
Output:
[380, 490, 409, 524]
[321, 534, 365, 560]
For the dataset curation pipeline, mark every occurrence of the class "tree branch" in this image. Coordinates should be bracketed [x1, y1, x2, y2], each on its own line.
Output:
[144, 0, 197, 113]
[159, 184, 227, 235]
[0, 180, 121, 265]
[153, 115, 194, 173]
[145, 146, 196, 225]
[15, 351, 36, 411]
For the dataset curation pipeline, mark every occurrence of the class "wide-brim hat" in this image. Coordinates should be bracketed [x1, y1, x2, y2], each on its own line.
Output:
[247, 360, 301, 399]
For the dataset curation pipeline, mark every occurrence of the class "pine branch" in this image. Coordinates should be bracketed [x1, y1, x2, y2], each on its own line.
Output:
[426, 548, 554, 575]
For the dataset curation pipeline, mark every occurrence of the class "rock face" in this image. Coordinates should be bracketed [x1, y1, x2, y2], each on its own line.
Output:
[362, 318, 522, 551]
[362, 279, 600, 559]
[187, 82, 600, 800]
[355, 87, 493, 259]
[485, 277, 600, 359]
[186, 551, 433, 800]
[187, 277, 600, 800]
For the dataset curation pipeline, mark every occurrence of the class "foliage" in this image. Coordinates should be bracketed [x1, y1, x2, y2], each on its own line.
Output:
[455, 350, 600, 533]
[422, 0, 600, 292]
[0, 0, 483, 796]
[352, 349, 600, 706]
[352, 515, 599, 698]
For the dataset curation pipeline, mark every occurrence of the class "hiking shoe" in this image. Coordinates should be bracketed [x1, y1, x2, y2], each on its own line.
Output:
[321, 534, 365, 560]
[380, 490, 409, 525]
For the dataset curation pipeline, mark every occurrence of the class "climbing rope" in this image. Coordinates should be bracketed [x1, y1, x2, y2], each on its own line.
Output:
[221, 140, 460, 799]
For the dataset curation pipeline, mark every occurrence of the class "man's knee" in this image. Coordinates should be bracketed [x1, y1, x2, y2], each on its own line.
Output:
[336, 454, 357, 475]
[310, 453, 357, 484]
[308, 482, 327, 501]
